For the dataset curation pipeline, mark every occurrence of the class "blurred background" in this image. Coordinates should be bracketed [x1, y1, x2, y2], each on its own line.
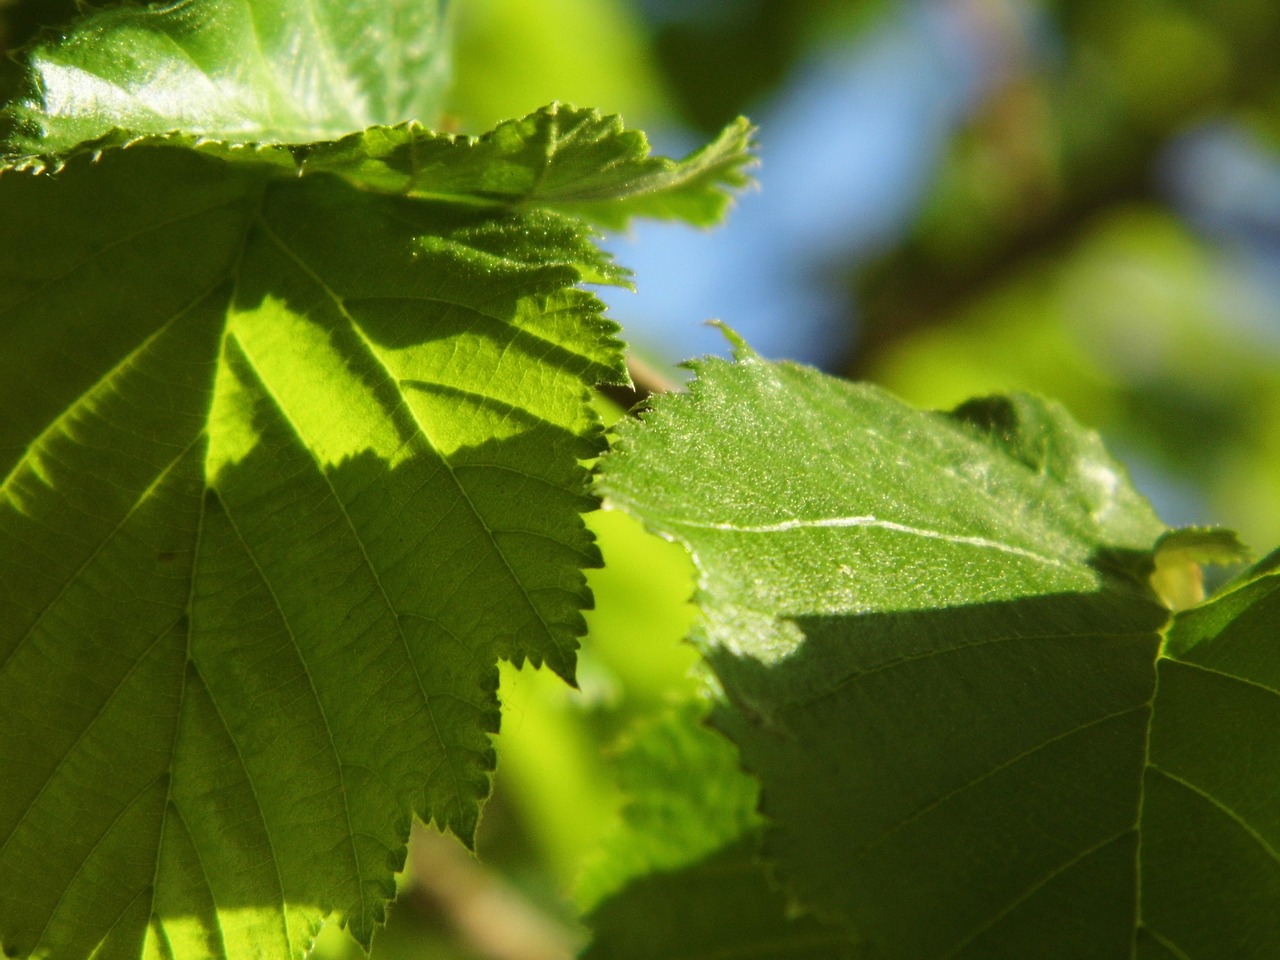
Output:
[4, 0, 1278, 956]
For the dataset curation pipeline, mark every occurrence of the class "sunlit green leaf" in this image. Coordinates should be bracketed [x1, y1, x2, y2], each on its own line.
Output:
[290, 107, 755, 230]
[0, 3, 751, 951]
[0, 135, 623, 958]
[600, 346, 1203, 957]
[4, 0, 451, 150]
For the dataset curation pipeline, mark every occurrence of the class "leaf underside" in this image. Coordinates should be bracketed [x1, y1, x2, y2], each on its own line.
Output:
[601, 350, 1279, 958]
[0, 1, 754, 954]
[0, 138, 624, 958]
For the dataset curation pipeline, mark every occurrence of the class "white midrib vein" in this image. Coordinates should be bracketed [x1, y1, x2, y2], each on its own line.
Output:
[665, 514, 1067, 568]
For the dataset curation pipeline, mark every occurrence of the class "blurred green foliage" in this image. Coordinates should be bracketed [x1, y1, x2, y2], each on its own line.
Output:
[445, 0, 672, 132]
[4, 0, 1278, 956]
[854, 0, 1280, 551]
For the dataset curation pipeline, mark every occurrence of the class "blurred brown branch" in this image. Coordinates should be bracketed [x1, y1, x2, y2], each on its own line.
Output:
[410, 827, 581, 960]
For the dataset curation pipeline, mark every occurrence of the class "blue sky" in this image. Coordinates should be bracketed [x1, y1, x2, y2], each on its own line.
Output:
[602, 0, 991, 369]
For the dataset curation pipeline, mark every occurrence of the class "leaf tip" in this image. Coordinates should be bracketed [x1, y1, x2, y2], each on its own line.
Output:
[707, 320, 759, 361]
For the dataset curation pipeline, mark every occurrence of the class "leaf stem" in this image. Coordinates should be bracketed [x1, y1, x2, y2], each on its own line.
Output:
[410, 826, 580, 960]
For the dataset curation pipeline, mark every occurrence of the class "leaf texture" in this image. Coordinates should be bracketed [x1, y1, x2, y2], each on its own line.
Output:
[600, 347, 1188, 957]
[0, 0, 753, 951]
[1, 0, 755, 227]
[4, 0, 452, 150]
[0, 87, 753, 960]
[0, 138, 615, 957]
[296, 108, 757, 229]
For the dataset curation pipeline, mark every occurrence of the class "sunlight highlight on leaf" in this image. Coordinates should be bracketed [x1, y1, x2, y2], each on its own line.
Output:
[0, 79, 750, 960]
[6, 0, 452, 149]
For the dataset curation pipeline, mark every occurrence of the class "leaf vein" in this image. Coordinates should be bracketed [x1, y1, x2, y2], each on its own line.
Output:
[819, 630, 1149, 699]
[0, 617, 179, 859]
[257, 216, 575, 672]
[0, 196, 244, 323]
[939, 828, 1133, 958]
[1148, 765, 1280, 866]
[850, 704, 1147, 869]
[1163, 657, 1280, 702]
[664, 514, 1064, 567]
[25, 773, 168, 955]
[217, 491, 363, 939]
[1, 430, 200, 681]
[1138, 926, 1196, 960]
[166, 802, 230, 960]
[188, 661, 295, 957]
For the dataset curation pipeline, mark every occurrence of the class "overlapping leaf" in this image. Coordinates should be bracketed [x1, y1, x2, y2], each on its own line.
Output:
[294, 108, 755, 229]
[601, 342, 1274, 956]
[0, 1, 752, 958]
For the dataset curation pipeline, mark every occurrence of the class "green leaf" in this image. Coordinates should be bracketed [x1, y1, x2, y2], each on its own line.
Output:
[279, 106, 755, 230]
[2, 0, 754, 231]
[0, 108, 754, 960]
[0, 134, 625, 957]
[578, 703, 857, 960]
[0, 0, 755, 956]
[600, 351, 1192, 957]
[4, 0, 452, 150]
[0, 0, 754, 950]
[1139, 554, 1280, 958]
[576, 702, 764, 912]
[6, 106, 753, 237]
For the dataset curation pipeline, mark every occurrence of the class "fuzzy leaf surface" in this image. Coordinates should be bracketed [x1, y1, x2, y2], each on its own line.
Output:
[600, 349, 1198, 957]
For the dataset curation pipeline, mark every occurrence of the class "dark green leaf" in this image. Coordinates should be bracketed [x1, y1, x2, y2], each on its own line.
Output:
[1139, 556, 1280, 958]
